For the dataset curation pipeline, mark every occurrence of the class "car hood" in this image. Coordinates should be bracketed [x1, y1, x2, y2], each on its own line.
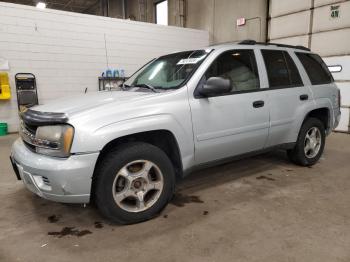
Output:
[32, 91, 156, 116]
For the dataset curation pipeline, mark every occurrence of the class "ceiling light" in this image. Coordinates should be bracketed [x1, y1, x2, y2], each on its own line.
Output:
[36, 2, 46, 9]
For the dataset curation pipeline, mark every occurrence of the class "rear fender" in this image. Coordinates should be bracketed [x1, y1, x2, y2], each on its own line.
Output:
[292, 98, 333, 141]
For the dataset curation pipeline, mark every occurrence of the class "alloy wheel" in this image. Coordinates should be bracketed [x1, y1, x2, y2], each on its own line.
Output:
[304, 127, 322, 158]
[112, 160, 164, 213]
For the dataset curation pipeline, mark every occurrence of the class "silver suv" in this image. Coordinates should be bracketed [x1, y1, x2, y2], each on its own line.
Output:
[11, 40, 341, 224]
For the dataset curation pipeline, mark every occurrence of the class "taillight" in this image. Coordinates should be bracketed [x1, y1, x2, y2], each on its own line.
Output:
[338, 89, 341, 108]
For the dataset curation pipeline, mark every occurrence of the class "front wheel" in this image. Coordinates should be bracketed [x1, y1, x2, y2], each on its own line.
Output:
[287, 117, 326, 166]
[94, 142, 175, 224]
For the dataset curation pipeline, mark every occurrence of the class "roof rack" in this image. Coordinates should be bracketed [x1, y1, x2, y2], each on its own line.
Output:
[239, 40, 310, 51]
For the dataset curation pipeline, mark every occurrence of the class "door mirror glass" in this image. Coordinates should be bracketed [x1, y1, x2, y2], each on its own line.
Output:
[199, 77, 231, 97]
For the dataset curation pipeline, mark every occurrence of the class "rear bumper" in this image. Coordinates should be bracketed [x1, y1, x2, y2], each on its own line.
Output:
[11, 139, 99, 203]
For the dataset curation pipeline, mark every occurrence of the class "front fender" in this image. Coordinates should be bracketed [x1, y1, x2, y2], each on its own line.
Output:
[71, 114, 195, 170]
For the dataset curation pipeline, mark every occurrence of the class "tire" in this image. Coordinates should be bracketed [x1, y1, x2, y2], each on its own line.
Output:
[287, 117, 326, 166]
[94, 142, 175, 224]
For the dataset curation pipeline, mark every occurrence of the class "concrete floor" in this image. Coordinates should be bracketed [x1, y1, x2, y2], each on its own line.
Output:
[0, 133, 349, 262]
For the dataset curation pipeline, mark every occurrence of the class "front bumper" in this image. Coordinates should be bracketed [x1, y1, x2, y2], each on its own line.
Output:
[11, 139, 99, 203]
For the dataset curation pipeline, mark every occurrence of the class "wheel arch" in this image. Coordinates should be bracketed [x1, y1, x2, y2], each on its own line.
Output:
[304, 107, 330, 132]
[90, 129, 184, 202]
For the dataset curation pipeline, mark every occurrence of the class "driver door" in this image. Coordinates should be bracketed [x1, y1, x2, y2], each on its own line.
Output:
[189, 49, 270, 164]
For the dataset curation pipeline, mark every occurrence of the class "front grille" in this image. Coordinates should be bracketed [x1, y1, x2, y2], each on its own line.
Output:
[19, 120, 37, 152]
[23, 122, 37, 134]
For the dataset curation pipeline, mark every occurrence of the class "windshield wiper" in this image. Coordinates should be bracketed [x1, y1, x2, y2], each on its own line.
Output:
[132, 84, 159, 93]
[121, 83, 131, 90]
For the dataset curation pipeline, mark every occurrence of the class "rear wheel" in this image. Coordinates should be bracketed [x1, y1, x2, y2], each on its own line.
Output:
[94, 142, 175, 224]
[287, 117, 326, 166]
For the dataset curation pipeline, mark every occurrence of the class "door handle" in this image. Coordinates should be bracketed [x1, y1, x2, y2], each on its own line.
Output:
[300, 94, 309, 101]
[253, 100, 264, 108]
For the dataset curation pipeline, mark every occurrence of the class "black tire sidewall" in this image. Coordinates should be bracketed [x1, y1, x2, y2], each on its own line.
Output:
[95, 142, 175, 224]
[294, 118, 326, 166]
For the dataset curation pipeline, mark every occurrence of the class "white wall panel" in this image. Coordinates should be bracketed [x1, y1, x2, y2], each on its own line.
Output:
[313, 1, 350, 33]
[269, 11, 311, 40]
[0, 3, 209, 132]
[337, 108, 350, 132]
[311, 28, 350, 57]
[270, 35, 309, 47]
[336, 82, 350, 107]
[314, 0, 345, 8]
[270, 0, 312, 18]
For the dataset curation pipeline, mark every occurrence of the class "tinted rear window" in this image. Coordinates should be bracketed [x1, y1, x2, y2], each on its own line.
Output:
[296, 53, 334, 85]
[262, 50, 303, 88]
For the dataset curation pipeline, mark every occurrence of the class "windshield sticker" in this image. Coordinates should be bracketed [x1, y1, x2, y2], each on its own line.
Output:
[177, 57, 203, 65]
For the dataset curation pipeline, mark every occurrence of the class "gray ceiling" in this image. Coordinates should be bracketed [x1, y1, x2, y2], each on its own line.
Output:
[0, 0, 101, 14]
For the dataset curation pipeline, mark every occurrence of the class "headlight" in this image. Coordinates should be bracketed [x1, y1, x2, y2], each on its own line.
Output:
[35, 125, 74, 158]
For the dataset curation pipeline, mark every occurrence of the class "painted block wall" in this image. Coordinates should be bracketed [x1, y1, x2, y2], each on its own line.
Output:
[0, 2, 209, 132]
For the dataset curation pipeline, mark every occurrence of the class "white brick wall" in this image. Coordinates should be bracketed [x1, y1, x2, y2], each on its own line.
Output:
[0, 3, 209, 132]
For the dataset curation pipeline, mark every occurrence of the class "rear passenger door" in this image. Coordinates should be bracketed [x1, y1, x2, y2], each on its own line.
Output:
[261, 49, 313, 147]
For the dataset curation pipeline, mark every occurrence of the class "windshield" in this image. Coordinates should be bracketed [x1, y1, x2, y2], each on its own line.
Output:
[124, 49, 211, 90]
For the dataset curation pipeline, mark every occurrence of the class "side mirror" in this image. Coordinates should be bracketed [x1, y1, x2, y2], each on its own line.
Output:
[199, 77, 231, 97]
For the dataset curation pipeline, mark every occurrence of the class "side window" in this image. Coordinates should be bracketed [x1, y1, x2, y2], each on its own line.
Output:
[296, 53, 334, 85]
[204, 49, 260, 93]
[262, 50, 303, 88]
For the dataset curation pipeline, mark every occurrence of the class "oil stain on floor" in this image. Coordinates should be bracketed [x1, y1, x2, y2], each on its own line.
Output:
[47, 215, 60, 223]
[48, 227, 92, 238]
[94, 221, 103, 229]
[256, 175, 276, 181]
[170, 192, 204, 207]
